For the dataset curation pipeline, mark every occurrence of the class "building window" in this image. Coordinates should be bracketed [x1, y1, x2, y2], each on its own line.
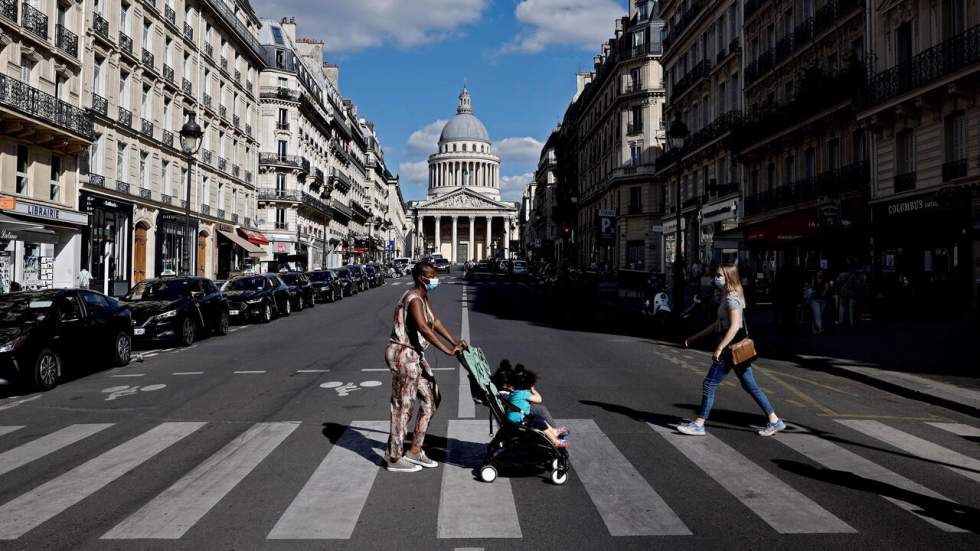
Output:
[895, 22, 912, 66]
[896, 130, 916, 176]
[50, 155, 62, 201]
[766, 162, 775, 192]
[943, 0, 966, 39]
[277, 140, 287, 157]
[804, 148, 816, 178]
[15, 145, 29, 194]
[626, 241, 645, 269]
[276, 173, 286, 193]
[142, 85, 151, 119]
[116, 143, 126, 182]
[827, 138, 840, 171]
[140, 152, 149, 190]
[275, 208, 286, 229]
[944, 111, 966, 163]
[784, 155, 795, 185]
[162, 160, 170, 195]
[630, 141, 642, 166]
[629, 186, 642, 214]
[120, 72, 129, 109]
[718, 81, 726, 114]
[20, 59, 33, 84]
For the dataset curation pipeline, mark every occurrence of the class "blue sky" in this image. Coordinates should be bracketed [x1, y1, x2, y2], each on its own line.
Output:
[253, 0, 628, 201]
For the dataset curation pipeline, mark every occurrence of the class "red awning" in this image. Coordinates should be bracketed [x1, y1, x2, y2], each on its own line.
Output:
[237, 227, 270, 246]
[746, 210, 820, 244]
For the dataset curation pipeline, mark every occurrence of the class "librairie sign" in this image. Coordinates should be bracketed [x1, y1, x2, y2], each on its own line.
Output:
[2, 196, 88, 225]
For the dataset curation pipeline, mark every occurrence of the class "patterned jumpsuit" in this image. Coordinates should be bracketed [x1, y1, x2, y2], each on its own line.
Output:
[386, 289, 437, 462]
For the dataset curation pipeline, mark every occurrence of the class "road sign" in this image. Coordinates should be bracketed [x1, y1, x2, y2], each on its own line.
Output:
[597, 209, 616, 244]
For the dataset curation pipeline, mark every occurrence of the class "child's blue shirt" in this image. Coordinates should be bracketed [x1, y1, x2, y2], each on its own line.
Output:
[506, 390, 533, 424]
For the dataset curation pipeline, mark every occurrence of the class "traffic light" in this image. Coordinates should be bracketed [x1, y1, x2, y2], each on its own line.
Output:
[562, 226, 571, 236]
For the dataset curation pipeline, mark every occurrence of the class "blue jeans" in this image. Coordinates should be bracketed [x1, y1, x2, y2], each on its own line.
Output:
[697, 356, 774, 420]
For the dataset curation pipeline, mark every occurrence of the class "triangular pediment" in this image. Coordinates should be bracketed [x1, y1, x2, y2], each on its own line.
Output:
[418, 188, 516, 211]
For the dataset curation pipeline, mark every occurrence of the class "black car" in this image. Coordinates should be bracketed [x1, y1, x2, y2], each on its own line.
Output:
[335, 269, 357, 296]
[468, 261, 494, 280]
[222, 274, 291, 323]
[363, 265, 381, 288]
[123, 277, 229, 347]
[433, 258, 451, 273]
[307, 270, 343, 302]
[277, 272, 316, 310]
[347, 266, 368, 293]
[0, 289, 133, 390]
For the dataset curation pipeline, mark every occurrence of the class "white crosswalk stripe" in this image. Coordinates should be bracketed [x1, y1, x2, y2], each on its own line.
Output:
[837, 420, 980, 484]
[926, 422, 980, 438]
[0, 422, 204, 540]
[0, 424, 114, 477]
[0, 426, 25, 438]
[650, 423, 855, 533]
[103, 422, 298, 539]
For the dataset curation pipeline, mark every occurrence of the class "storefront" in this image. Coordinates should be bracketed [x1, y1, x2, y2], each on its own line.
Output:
[216, 225, 265, 279]
[80, 192, 132, 296]
[156, 211, 198, 276]
[872, 187, 973, 315]
[0, 196, 87, 292]
[700, 197, 740, 267]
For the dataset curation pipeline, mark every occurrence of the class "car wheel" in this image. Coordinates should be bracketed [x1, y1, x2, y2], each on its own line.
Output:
[282, 297, 291, 316]
[111, 331, 132, 366]
[261, 303, 273, 323]
[32, 348, 61, 391]
[215, 310, 230, 336]
[178, 317, 196, 347]
[308, 293, 315, 308]
[295, 296, 304, 312]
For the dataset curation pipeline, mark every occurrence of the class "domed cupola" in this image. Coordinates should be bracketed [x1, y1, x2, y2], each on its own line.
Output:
[439, 86, 490, 144]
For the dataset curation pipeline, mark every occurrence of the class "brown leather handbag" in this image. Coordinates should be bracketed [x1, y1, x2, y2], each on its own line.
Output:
[729, 315, 757, 365]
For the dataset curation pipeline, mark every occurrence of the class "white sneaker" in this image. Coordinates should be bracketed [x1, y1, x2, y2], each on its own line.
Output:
[386, 457, 422, 472]
[404, 450, 438, 468]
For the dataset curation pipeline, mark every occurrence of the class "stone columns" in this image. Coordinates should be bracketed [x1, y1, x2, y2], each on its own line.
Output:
[451, 216, 458, 263]
[468, 216, 475, 262]
[434, 216, 441, 254]
[485, 216, 493, 259]
[503, 217, 510, 259]
[416, 214, 424, 255]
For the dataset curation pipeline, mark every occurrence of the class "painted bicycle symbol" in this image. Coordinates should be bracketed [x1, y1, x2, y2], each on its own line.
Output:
[320, 380, 382, 397]
[101, 384, 167, 401]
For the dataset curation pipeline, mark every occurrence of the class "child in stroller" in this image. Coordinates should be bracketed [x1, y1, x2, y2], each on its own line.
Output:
[493, 361, 568, 447]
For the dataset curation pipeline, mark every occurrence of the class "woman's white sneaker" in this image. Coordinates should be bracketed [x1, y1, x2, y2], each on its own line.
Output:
[386, 457, 423, 472]
[404, 450, 438, 468]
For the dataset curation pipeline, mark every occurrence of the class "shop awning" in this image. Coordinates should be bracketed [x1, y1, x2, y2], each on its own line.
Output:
[219, 230, 265, 255]
[0, 213, 44, 233]
[237, 228, 270, 246]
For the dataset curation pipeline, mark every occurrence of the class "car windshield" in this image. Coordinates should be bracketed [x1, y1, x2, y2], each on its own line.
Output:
[337, 269, 350, 277]
[514, 261, 527, 268]
[475, 262, 491, 270]
[279, 274, 304, 285]
[225, 277, 265, 291]
[0, 295, 54, 326]
[124, 279, 192, 301]
[308, 272, 333, 282]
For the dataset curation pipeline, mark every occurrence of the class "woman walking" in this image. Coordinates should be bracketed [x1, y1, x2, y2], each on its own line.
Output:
[678, 264, 786, 437]
[385, 261, 465, 472]
[808, 270, 830, 334]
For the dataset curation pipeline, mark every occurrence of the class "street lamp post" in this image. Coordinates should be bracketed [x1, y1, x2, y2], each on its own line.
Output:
[179, 113, 204, 276]
[667, 117, 689, 312]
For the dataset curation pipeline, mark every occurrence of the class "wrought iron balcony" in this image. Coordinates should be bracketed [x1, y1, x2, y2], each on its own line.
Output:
[200, 204, 210, 215]
[139, 187, 152, 199]
[231, 213, 239, 224]
[219, 105, 227, 119]
[626, 123, 643, 135]
[330, 139, 352, 165]
[244, 170, 253, 183]
[330, 199, 354, 220]
[162, 129, 174, 148]
[246, 81, 253, 95]
[163, 64, 174, 83]
[220, 57, 228, 72]
[258, 188, 301, 202]
[662, 0, 707, 54]
[218, 157, 227, 171]
[233, 114, 240, 128]
[92, 12, 109, 39]
[183, 22, 193, 41]
[164, 5, 175, 26]
[232, 164, 240, 177]
[203, 94, 212, 110]
[119, 32, 133, 56]
[217, 208, 225, 219]
[141, 118, 153, 137]
[743, 161, 870, 216]
[235, 69, 241, 82]
[182, 78, 192, 95]
[245, 123, 252, 136]
[161, 193, 173, 204]
[672, 58, 712, 100]
[259, 153, 309, 173]
[21, 2, 47, 40]
[865, 24, 980, 106]
[91, 93, 108, 116]
[56, 24, 78, 57]
[329, 169, 352, 192]
[744, 0, 767, 21]
[893, 171, 916, 193]
[1, 0, 16, 22]
[118, 107, 132, 127]
[625, 80, 643, 94]
[116, 180, 130, 193]
[200, 149, 212, 165]
[942, 159, 967, 182]
[313, 167, 324, 184]
[244, 216, 252, 227]
[87, 173, 106, 187]
[142, 48, 154, 67]
[259, 86, 299, 100]
[204, 43, 213, 59]
[276, 121, 289, 131]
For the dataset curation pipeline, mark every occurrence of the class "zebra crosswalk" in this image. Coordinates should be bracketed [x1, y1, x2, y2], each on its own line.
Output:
[0, 417, 976, 543]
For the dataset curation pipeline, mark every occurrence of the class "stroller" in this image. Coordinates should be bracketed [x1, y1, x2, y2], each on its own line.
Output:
[457, 347, 571, 485]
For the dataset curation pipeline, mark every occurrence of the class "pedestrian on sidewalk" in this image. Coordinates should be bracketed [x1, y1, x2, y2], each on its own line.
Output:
[384, 260, 466, 473]
[678, 263, 786, 437]
[808, 270, 829, 334]
[837, 270, 857, 327]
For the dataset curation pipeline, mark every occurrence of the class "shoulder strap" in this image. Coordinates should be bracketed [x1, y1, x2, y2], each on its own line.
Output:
[742, 309, 749, 338]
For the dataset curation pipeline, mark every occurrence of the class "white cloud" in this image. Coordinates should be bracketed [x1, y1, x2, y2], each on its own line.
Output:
[406, 120, 448, 158]
[255, 1, 490, 53]
[493, 137, 544, 164]
[399, 160, 431, 188]
[501, 0, 625, 54]
[499, 172, 535, 201]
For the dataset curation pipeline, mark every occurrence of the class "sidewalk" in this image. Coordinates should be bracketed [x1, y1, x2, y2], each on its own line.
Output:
[590, 286, 980, 414]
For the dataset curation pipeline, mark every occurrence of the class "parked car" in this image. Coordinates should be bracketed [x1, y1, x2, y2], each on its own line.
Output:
[433, 258, 451, 273]
[335, 268, 357, 296]
[0, 289, 133, 390]
[364, 265, 382, 288]
[468, 261, 494, 280]
[123, 277, 229, 347]
[277, 272, 316, 310]
[347, 266, 368, 293]
[307, 270, 343, 302]
[222, 274, 291, 323]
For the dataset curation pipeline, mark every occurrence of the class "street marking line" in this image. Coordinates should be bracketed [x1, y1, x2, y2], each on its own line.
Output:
[0, 427, 25, 438]
[776, 429, 966, 532]
[762, 371, 837, 416]
[296, 369, 330, 373]
[172, 372, 204, 376]
[563, 419, 690, 536]
[233, 370, 267, 374]
[766, 370, 859, 396]
[103, 422, 298, 540]
[927, 422, 980, 438]
[837, 420, 980, 484]
[457, 291, 474, 419]
[267, 421, 387, 540]
[0, 395, 42, 412]
[111, 374, 145, 378]
[361, 368, 388, 372]
[650, 423, 855, 534]
[0, 424, 114, 477]
[438, 420, 521, 539]
[0, 422, 205, 540]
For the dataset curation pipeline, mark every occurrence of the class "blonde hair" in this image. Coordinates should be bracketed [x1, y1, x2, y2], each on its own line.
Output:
[718, 263, 747, 309]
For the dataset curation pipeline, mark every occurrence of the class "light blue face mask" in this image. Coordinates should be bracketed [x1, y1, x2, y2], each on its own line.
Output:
[424, 277, 440, 291]
[712, 276, 725, 289]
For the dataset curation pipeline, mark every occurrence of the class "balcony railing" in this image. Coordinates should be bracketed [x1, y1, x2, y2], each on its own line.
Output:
[162, 129, 174, 148]
[232, 164, 240, 177]
[1, 0, 16, 22]
[161, 193, 173, 204]
[258, 188, 301, 202]
[260, 86, 300, 101]
[331, 139, 352, 165]
[119, 32, 133, 56]
[182, 78, 192, 95]
[234, 69, 241, 82]
[92, 12, 109, 39]
[183, 22, 193, 41]
[233, 115, 240, 128]
[164, 5, 175, 26]
[56, 24, 78, 57]
[141, 118, 153, 137]
[329, 170, 352, 192]
[21, 2, 47, 40]
[276, 121, 289, 131]
[118, 107, 132, 127]
[231, 213, 239, 224]
[87, 173, 106, 187]
[671, 58, 712, 99]
[893, 171, 916, 193]
[91, 93, 108, 116]
[163, 64, 174, 83]
[313, 167, 324, 183]
[200, 204, 210, 215]
[245, 123, 252, 136]
[204, 43, 213, 59]
[866, 24, 980, 106]
[203, 94, 212, 110]
[218, 157, 227, 171]
[625, 80, 643, 94]
[743, 161, 870, 216]
[140, 187, 152, 199]
[202, 149, 213, 165]
[142, 48, 154, 68]
[259, 153, 309, 173]
[217, 208, 225, 219]
[116, 180, 130, 193]
[330, 199, 354, 219]
[662, 0, 707, 54]
[244, 170, 252, 183]
[657, 111, 745, 170]
[744, 0, 768, 21]
[200, 0, 264, 60]
[219, 105, 227, 119]
[942, 159, 967, 182]
[220, 57, 228, 72]
[626, 123, 643, 135]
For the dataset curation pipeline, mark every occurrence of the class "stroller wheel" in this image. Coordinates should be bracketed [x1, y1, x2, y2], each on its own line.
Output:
[480, 465, 497, 483]
[552, 458, 559, 470]
[551, 469, 568, 485]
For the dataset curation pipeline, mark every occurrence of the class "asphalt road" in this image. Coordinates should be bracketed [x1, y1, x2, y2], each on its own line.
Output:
[0, 270, 977, 550]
